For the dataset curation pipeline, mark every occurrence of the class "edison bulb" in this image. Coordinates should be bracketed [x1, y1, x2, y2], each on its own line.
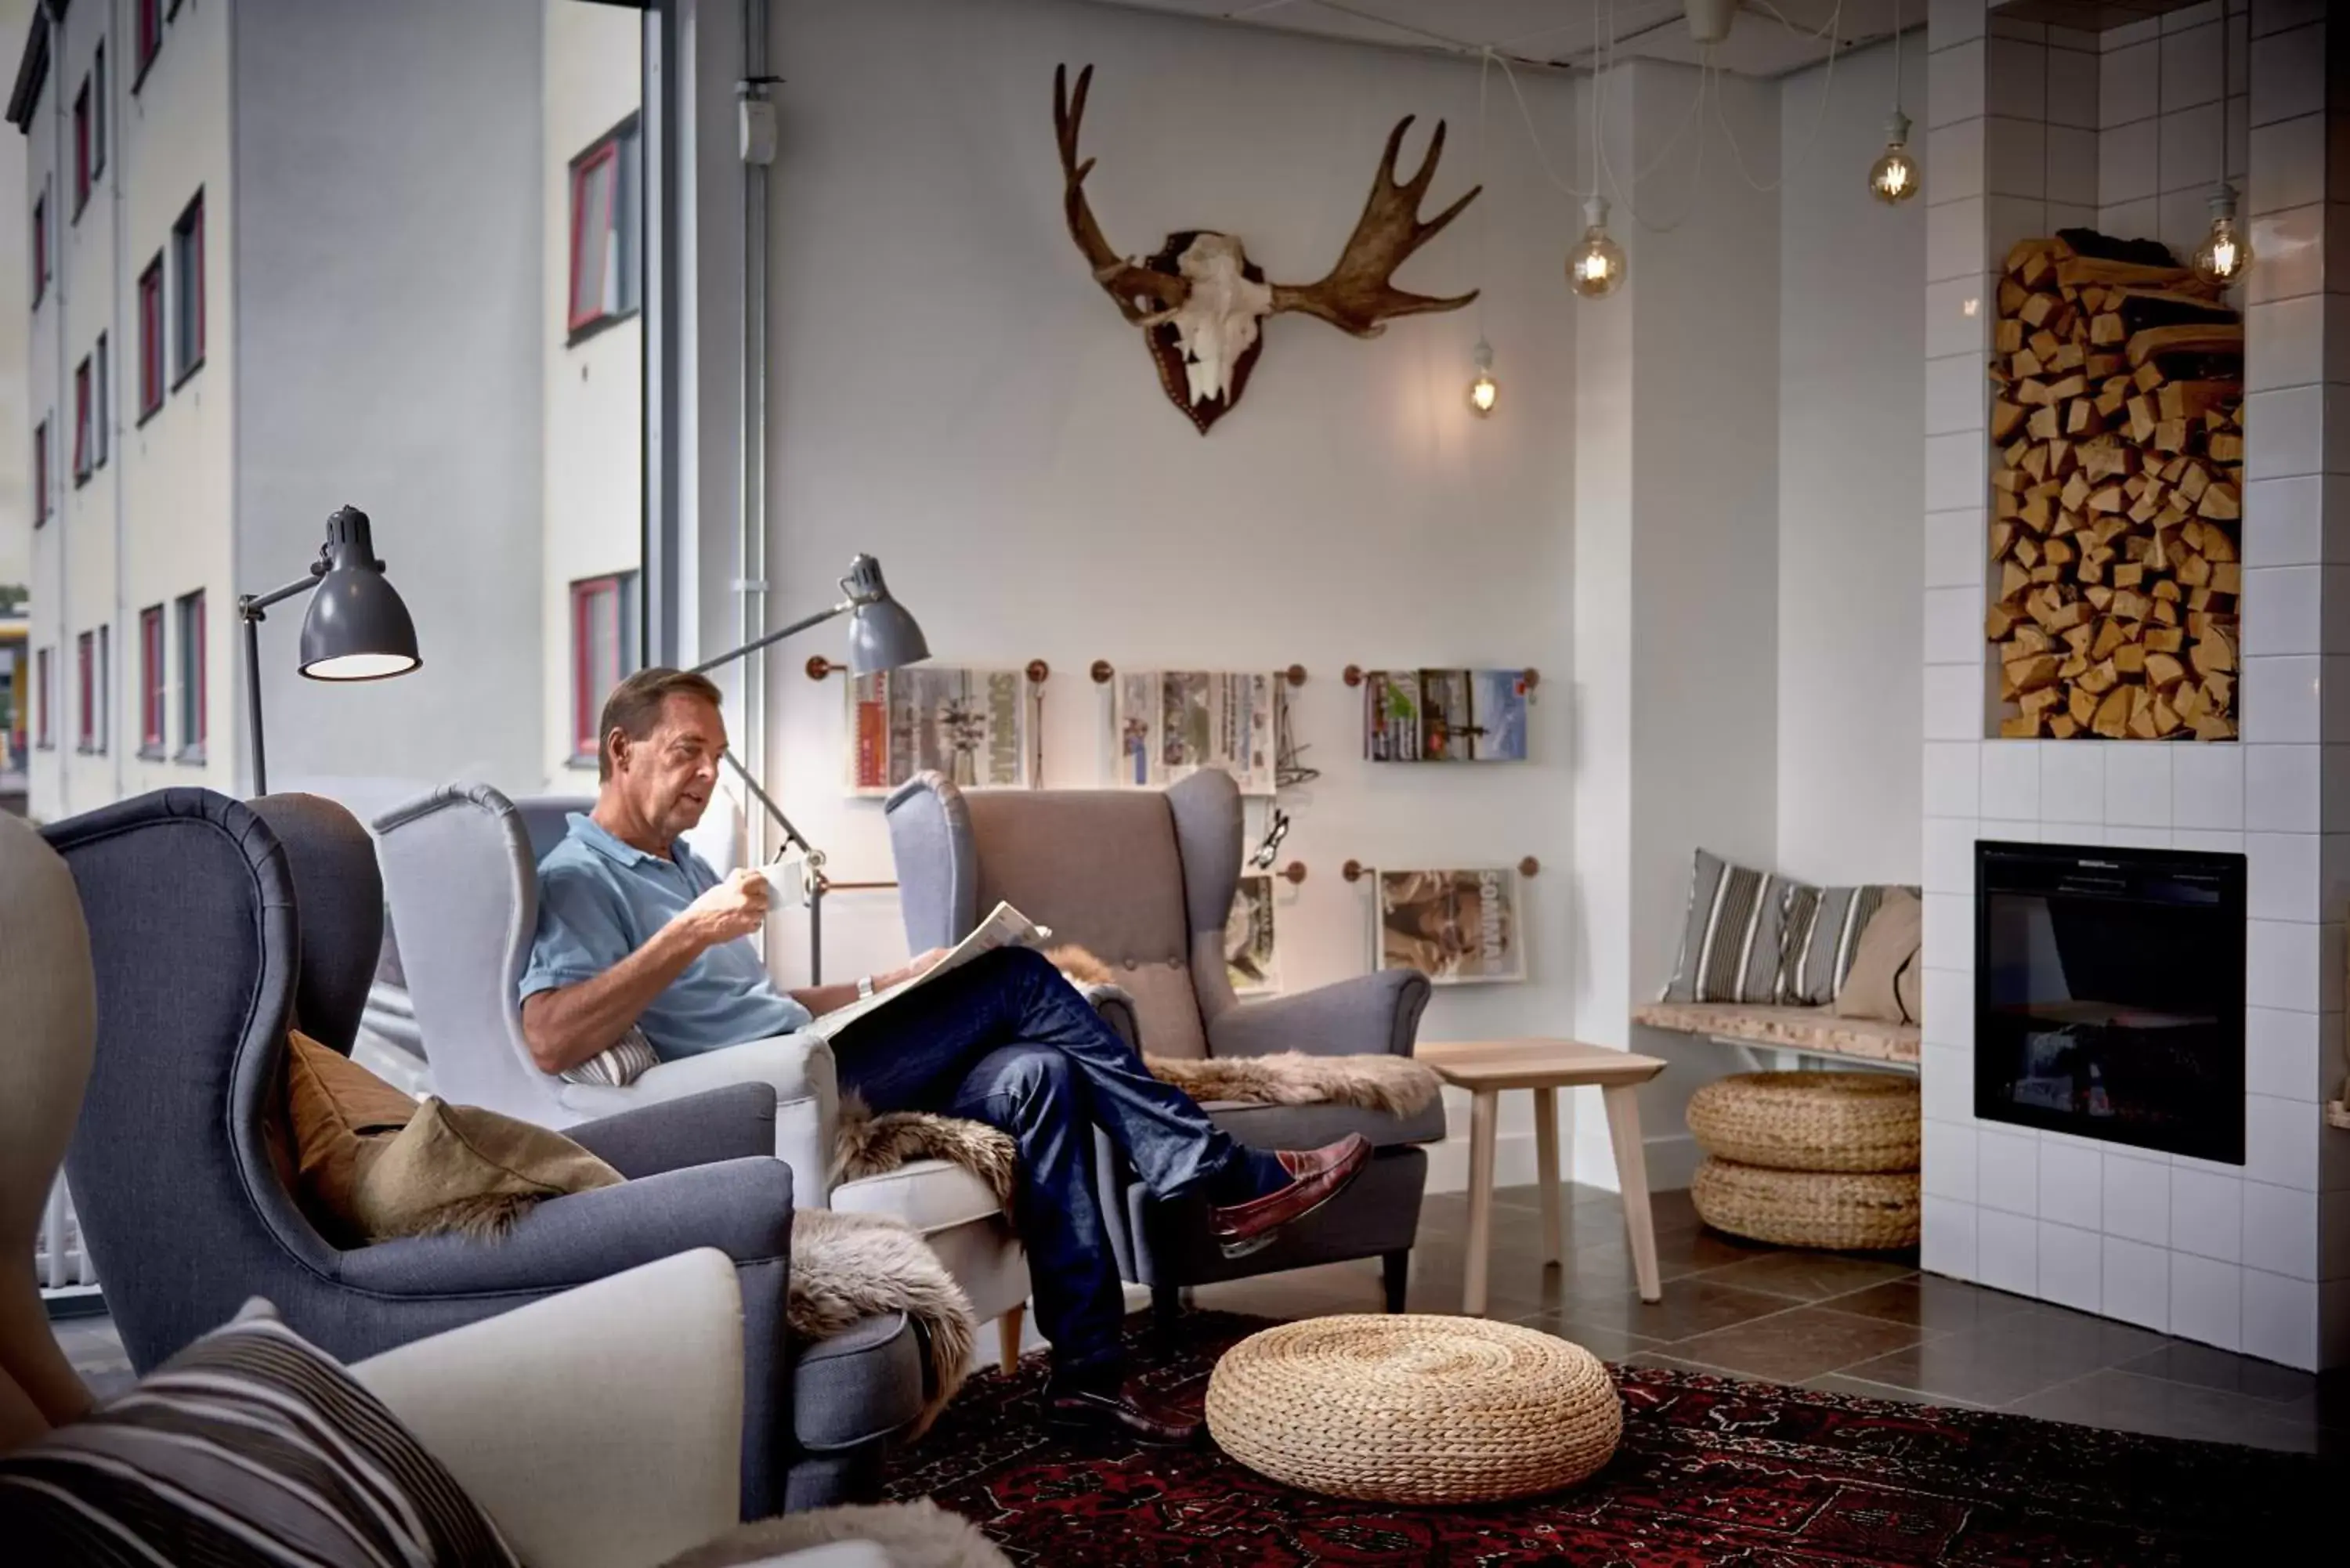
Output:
[2193, 184, 2252, 287]
[1568, 195, 1625, 299]
[1467, 338, 1498, 417]
[1869, 112, 1919, 205]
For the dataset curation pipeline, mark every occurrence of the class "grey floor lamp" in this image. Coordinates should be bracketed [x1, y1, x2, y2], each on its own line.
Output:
[685, 554, 928, 982]
[239, 506, 421, 796]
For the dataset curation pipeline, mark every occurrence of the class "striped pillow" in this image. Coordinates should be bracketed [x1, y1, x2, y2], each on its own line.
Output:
[1779, 883, 1921, 1006]
[559, 1024, 662, 1087]
[0, 1300, 518, 1567]
[1662, 851, 1809, 1005]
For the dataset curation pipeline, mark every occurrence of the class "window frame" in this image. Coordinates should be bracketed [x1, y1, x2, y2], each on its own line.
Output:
[134, 0, 162, 90]
[139, 605, 165, 755]
[71, 357, 90, 484]
[566, 117, 641, 343]
[569, 573, 640, 761]
[34, 647, 52, 750]
[94, 623, 109, 756]
[91, 44, 106, 179]
[175, 588, 206, 761]
[74, 630, 92, 753]
[31, 184, 46, 306]
[92, 333, 108, 469]
[72, 76, 89, 219]
[136, 255, 164, 421]
[32, 417, 48, 524]
[171, 192, 204, 388]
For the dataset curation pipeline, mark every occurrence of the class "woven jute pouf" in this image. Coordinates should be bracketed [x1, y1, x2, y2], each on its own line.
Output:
[1685, 1071, 1921, 1173]
[1204, 1315, 1621, 1505]
[1690, 1156, 1920, 1250]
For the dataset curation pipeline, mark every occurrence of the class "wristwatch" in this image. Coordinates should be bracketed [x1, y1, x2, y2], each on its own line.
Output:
[856, 974, 876, 1000]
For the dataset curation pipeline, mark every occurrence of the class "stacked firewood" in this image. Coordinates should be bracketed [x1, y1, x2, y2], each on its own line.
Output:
[1987, 234, 2243, 741]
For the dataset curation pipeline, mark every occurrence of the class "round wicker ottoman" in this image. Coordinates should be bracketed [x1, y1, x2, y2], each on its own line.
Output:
[1685, 1071, 1921, 1173]
[1690, 1157, 1921, 1250]
[1204, 1315, 1621, 1505]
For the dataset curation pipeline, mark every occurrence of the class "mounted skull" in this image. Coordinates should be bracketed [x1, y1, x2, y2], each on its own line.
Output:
[1053, 63, 1482, 435]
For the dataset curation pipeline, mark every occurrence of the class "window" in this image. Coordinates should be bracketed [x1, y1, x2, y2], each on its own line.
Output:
[72, 358, 91, 483]
[72, 78, 89, 218]
[31, 185, 46, 305]
[75, 631, 92, 752]
[95, 624, 110, 754]
[92, 45, 106, 179]
[566, 119, 641, 337]
[32, 418, 48, 523]
[139, 605, 165, 753]
[92, 334, 108, 468]
[135, 0, 162, 87]
[175, 589, 206, 758]
[137, 256, 164, 417]
[570, 573, 640, 757]
[35, 648, 52, 749]
[172, 193, 204, 383]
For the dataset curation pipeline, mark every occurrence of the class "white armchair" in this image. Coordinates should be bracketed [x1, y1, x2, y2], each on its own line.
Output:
[372, 785, 1030, 1371]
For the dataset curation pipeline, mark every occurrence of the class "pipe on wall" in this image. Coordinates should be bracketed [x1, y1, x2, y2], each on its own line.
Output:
[738, 0, 772, 865]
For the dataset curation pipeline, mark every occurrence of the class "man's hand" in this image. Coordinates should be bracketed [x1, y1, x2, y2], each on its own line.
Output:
[673, 868, 771, 951]
[904, 947, 951, 981]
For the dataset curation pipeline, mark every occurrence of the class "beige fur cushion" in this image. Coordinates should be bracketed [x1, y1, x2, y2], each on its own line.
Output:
[350, 1100, 623, 1244]
[1831, 890, 1922, 1025]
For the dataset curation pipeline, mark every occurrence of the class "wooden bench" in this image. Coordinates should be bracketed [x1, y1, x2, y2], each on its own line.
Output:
[1630, 1001, 1920, 1072]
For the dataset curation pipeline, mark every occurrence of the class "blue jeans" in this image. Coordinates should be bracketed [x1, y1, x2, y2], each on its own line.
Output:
[832, 945, 1274, 1378]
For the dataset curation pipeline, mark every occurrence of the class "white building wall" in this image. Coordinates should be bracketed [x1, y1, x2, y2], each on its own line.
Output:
[22, 5, 62, 811]
[0, 0, 31, 592]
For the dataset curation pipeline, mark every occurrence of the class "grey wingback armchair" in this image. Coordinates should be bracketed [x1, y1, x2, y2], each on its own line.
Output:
[885, 767, 1440, 1329]
[41, 788, 924, 1516]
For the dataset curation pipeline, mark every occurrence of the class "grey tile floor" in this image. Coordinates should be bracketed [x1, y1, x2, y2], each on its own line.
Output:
[55, 1180, 2347, 1455]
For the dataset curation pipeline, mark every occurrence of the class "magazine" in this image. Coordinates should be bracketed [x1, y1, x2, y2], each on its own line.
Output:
[1225, 872, 1281, 995]
[1361, 668, 1530, 761]
[804, 900, 1054, 1041]
[1373, 867, 1525, 985]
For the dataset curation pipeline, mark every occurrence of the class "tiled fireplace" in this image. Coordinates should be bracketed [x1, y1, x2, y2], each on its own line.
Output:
[1919, 0, 2350, 1371]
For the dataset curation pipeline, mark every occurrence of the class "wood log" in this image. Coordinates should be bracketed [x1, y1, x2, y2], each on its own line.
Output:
[2190, 631, 2236, 676]
[2028, 403, 2063, 441]
[2055, 255, 2214, 294]
[2159, 381, 2236, 424]
[2113, 641, 2148, 675]
[2134, 362, 2166, 393]
[2090, 313, 2127, 346]
[2001, 714, 2045, 739]
[2128, 323, 2244, 367]
[2208, 432, 2243, 463]
[1993, 399, 2028, 440]
[2198, 482, 2240, 520]
[2210, 561, 2240, 595]
[2000, 277, 2030, 316]
[2068, 685, 2098, 727]
[2092, 685, 2134, 739]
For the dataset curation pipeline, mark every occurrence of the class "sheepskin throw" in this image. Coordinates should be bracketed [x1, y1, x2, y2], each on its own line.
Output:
[790, 1209, 974, 1437]
[659, 1500, 1010, 1568]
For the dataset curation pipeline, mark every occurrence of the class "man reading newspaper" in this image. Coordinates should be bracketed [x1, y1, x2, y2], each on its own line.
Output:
[517, 669, 1370, 1446]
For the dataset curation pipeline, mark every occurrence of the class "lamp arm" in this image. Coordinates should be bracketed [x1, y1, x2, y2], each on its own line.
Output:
[239, 567, 326, 621]
[238, 569, 324, 799]
[685, 598, 853, 677]
[718, 747, 821, 869]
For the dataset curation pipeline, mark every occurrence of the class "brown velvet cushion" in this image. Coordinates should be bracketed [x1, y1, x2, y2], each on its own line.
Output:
[1831, 891, 1922, 1025]
[349, 1100, 622, 1242]
[284, 1031, 420, 1245]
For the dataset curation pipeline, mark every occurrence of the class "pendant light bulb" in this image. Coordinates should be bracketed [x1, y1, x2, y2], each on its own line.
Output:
[1568, 195, 1625, 299]
[1467, 338, 1498, 417]
[2192, 183, 2252, 287]
[1869, 110, 1920, 205]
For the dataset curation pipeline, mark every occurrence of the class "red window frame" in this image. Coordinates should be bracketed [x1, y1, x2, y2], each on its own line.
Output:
[178, 589, 207, 754]
[570, 576, 629, 757]
[139, 605, 165, 751]
[137, 257, 164, 416]
[72, 359, 90, 481]
[32, 418, 47, 522]
[567, 142, 620, 334]
[34, 648, 52, 749]
[172, 193, 204, 379]
[75, 631, 92, 751]
[72, 80, 89, 216]
[31, 188, 46, 305]
[135, 0, 162, 86]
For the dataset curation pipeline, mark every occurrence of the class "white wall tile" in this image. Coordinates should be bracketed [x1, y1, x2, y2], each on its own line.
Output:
[1924, 1118, 1979, 1202]
[1925, 430, 1987, 511]
[1929, 43, 1987, 128]
[2243, 385, 2323, 478]
[2101, 821, 2173, 851]
[2245, 744, 2320, 831]
[1933, 117, 1987, 204]
[1984, 197, 2048, 258]
[2246, 297, 2324, 393]
[1922, 739, 1983, 818]
[2103, 1151, 2171, 1245]
[2159, 102, 2225, 194]
[1923, 1043, 1974, 1122]
[2160, 22, 2223, 111]
[1927, 196, 1988, 284]
[1978, 1125, 2041, 1215]
[2171, 1251, 2243, 1349]
[1925, 356, 1986, 437]
[2242, 477, 2322, 566]
[1925, 279, 1989, 358]
[1978, 1206, 2038, 1295]
[2247, 832, 2321, 920]
[1922, 1194, 1979, 1280]
[2241, 657, 2321, 744]
[1981, 742, 2040, 817]
[1983, 117, 2045, 200]
[2247, 204, 2323, 305]
[1922, 891, 1972, 971]
[2247, 23, 2325, 126]
[2037, 1220, 2102, 1312]
[2248, 114, 2325, 215]
[1922, 816, 1979, 895]
[2099, 38, 2159, 125]
[1984, 38, 2045, 121]
[1922, 965, 1975, 1050]
[2249, 0, 2325, 40]
[2241, 565, 2321, 656]
[2103, 17, 2163, 49]
[1923, 508, 1985, 590]
[1979, 817, 2044, 844]
[2247, 918, 2323, 1010]
[2171, 1165, 2245, 1260]
[2040, 742, 2106, 824]
[2171, 745, 2243, 829]
[2241, 1268, 2318, 1367]
[2035, 125, 2092, 206]
[2104, 746, 2172, 826]
[2246, 1092, 2321, 1188]
[2044, 45, 2099, 130]
[1924, 663, 1984, 742]
[2037, 1138, 2102, 1230]
[2158, 0, 2220, 31]
[1925, 585, 1982, 666]
[2099, 121, 2159, 204]
[2243, 1180, 2318, 1277]
[2173, 828, 2245, 855]
[2102, 1236, 2171, 1331]
[2246, 1006, 2323, 1101]
[2098, 196, 2157, 240]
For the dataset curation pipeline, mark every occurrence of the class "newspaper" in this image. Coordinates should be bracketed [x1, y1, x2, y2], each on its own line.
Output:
[804, 900, 1053, 1042]
[1110, 670, 1278, 797]
[846, 667, 1031, 797]
[1225, 872, 1280, 995]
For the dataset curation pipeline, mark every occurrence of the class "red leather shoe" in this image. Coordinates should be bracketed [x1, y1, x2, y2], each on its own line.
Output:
[1210, 1134, 1372, 1259]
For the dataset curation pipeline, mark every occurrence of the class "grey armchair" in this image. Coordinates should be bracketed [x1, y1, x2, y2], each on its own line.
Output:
[40, 788, 924, 1515]
[885, 768, 1440, 1331]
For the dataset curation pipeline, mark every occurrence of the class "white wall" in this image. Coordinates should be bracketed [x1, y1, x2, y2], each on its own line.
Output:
[1775, 37, 1923, 885]
[761, 0, 1579, 1183]
[0, 0, 29, 590]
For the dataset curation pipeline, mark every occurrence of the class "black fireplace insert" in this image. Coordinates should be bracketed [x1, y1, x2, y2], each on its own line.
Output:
[1975, 840, 2244, 1165]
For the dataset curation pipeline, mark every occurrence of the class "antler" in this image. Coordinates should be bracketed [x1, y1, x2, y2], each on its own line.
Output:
[1054, 64, 1190, 325]
[1271, 116, 1480, 337]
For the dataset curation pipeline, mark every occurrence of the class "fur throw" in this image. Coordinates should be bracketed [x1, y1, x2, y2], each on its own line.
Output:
[835, 1093, 1020, 1204]
[790, 1208, 975, 1438]
[659, 1500, 1011, 1568]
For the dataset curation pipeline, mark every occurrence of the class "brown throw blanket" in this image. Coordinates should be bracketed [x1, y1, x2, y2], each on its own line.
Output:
[791, 1208, 974, 1437]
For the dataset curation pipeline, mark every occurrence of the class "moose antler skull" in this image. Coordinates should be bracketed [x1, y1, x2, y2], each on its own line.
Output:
[1053, 63, 1481, 435]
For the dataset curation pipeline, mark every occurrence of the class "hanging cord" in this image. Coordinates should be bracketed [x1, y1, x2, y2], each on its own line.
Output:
[1475, 47, 1491, 334]
[1707, 1, 1848, 194]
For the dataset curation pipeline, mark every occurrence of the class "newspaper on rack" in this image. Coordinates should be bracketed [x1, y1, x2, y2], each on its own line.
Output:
[1110, 670, 1278, 796]
[802, 900, 1054, 1042]
[846, 667, 1031, 797]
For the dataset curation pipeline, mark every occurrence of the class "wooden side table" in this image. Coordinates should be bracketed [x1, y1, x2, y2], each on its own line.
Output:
[1419, 1040, 1670, 1315]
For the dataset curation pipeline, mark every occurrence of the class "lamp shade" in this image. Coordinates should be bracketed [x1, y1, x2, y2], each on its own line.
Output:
[298, 507, 421, 681]
[840, 555, 929, 674]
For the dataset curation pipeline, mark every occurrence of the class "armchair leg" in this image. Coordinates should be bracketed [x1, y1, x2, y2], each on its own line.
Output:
[1152, 1282, 1183, 1346]
[1382, 1249, 1410, 1314]
[998, 1304, 1026, 1376]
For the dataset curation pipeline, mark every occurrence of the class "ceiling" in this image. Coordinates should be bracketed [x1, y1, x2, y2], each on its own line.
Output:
[1077, 1, 1908, 79]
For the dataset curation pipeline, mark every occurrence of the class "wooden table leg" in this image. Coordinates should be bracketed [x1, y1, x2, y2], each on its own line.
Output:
[1601, 1082, 1662, 1303]
[1533, 1086, 1564, 1267]
[1463, 1089, 1499, 1317]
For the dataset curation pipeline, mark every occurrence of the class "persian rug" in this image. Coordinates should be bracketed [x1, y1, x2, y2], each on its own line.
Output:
[885, 1311, 2322, 1566]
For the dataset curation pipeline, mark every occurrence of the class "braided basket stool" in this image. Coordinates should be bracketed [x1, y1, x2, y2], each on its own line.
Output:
[1685, 1071, 1920, 1173]
[1204, 1315, 1622, 1504]
[1690, 1157, 1921, 1250]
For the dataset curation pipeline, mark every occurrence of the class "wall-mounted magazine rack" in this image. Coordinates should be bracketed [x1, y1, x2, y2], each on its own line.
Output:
[1092, 660, 1307, 687]
[1343, 857, 1539, 882]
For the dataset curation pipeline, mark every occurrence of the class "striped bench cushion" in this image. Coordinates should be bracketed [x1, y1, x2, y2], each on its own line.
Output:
[1662, 850, 1804, 1006]
[0, 1300, 517, 1567]
[1779, 883, 1922, 1006]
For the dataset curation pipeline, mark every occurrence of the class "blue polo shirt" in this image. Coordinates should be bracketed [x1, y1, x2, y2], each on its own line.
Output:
[518, 813, 812, 1059]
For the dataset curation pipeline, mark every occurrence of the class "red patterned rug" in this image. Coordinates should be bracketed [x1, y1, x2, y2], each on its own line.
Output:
[885, 1311, 2320, 1566]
